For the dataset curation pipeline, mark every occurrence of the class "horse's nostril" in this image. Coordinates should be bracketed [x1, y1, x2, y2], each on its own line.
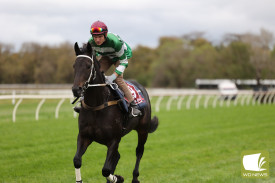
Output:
[72, 86, 82, 97]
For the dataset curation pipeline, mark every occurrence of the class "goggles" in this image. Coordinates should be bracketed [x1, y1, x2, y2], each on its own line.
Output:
[91, 27, 105, 34]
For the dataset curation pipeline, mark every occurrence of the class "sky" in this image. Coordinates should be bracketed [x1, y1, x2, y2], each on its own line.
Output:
[1, 0, 275, 50]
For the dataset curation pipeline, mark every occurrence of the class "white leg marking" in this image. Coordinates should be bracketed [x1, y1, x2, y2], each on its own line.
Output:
[75, 168, 82, 182]
[107, 174, 117, 183]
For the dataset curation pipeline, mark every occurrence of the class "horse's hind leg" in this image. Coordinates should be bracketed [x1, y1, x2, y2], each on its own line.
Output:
[73, 134, 92, 183]
[132, 131, 148, 183]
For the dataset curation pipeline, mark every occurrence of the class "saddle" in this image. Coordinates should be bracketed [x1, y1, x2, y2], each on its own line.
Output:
[109, 81, 147, 113]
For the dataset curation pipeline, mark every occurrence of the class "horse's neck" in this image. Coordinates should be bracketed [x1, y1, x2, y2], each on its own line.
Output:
[83, 60, 111, 107]
[84, 70, 109, 107]
[84, 86, 109, 107]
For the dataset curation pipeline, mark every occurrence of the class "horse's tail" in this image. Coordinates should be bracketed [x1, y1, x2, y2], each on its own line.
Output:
[148, 116, 159, 133]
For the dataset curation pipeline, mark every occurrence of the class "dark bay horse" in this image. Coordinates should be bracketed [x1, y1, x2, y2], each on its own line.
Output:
[72, 42, 159, 183]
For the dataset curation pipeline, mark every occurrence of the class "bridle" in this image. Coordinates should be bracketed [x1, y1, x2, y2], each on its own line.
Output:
[72, 55, 119, 108]
[76, 55, 96, 89]
[76, 55, 118, 89]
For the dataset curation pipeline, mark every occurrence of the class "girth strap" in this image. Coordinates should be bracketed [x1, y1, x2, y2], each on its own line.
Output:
[81, 100, 119, 111]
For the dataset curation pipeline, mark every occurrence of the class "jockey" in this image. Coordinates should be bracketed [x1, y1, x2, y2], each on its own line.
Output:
[87, 20, 142, 118]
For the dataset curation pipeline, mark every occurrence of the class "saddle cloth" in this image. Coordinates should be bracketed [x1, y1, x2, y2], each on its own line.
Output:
[110, 81, 147, 112]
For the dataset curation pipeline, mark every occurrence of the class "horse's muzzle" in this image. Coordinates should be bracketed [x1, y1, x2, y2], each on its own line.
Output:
[72, 86, 82, 97]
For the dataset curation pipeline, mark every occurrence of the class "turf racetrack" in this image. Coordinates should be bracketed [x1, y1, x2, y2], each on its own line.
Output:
[0, 97, 274, 183]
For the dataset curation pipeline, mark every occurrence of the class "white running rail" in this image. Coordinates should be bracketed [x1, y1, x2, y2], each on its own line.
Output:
[1, 95, 74, 122]
[1, 89, 274, 122]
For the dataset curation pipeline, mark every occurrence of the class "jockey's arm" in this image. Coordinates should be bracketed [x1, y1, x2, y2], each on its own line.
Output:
[108, 57, 127, 83]
[115, 57, 128, 76]
[106, 53, 128, 84]
[109, 57, 127, 80]
[113, 72, 119, 78]
[114, 41, 128, 76]
[111, 35, 129, 78]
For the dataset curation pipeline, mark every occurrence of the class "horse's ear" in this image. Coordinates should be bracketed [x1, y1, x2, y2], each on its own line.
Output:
[87, 41, 92, 54]
[74, 42, 81, 56]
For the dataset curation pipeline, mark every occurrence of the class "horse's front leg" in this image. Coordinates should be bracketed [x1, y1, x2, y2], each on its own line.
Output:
[73, 134, 92, 183]
[102, 140, 124, 183]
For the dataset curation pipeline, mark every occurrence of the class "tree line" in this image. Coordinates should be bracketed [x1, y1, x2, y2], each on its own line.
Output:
[1, 29, 275, 88]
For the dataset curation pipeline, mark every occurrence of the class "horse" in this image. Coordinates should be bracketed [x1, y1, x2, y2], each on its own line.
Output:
[72, 42, 159, 183]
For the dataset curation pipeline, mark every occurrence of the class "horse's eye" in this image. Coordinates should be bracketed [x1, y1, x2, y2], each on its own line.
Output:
[87, 65, 91, 70]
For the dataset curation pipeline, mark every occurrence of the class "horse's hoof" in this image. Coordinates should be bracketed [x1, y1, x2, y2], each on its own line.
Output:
[132, 180, 140, 183]
[115, 175, 124, 183]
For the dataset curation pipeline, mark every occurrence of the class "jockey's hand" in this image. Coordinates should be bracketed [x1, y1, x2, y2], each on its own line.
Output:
[105, 73, 117, 85]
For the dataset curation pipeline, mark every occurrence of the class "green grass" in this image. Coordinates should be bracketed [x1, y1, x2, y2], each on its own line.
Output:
[0, 98, 275, 182]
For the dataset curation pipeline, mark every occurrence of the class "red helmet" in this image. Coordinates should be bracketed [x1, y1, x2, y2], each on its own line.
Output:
[90, 21, 108, 37]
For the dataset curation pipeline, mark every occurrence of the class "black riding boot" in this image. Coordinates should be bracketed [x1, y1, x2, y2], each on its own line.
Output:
[129, 101, 142, 118]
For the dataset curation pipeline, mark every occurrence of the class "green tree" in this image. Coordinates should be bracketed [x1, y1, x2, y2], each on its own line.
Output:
[223, 29, 275, 85]
[217, 41, 254, 79]
[124, 45, 156, 87]
[55, 42, 75, 83]
[152, 37, 191, 87]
